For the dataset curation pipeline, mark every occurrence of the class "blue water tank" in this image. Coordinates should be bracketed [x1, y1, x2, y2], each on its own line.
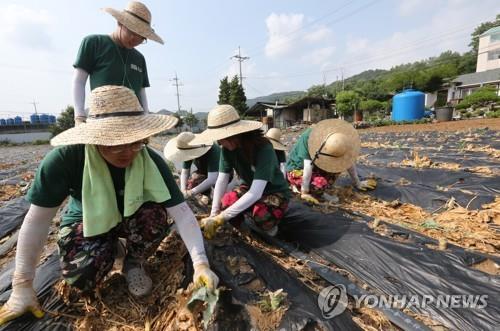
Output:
[0, 119, 6, 126]
[40, 114, 49, 124]
[391, 89, 425, 122]
[14, 116, 22, 124]
[30, 114, 40, 124]
[49, 115, 56, 124]
[6, 118, 14, 125]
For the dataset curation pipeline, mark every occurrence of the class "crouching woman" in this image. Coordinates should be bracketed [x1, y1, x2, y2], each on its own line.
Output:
[192, 105, 291, 238]
[0, 86, 218, 325]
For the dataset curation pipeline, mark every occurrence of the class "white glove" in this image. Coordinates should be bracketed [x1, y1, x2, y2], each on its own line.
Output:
[193, 263, 219, 291]
[0, 281, 44, 325]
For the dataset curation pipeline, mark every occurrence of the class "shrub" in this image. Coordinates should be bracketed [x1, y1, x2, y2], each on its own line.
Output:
[457, 86, 499, 110]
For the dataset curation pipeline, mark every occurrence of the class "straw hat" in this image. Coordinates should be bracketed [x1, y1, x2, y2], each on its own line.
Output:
[265, 128, 286, 151]
[191, 104, 263, 144]
[51, 85, 177, 146]
[308, 119, 360, 173]
[164, 132, 213, 162]
[103, 1, 164, 44]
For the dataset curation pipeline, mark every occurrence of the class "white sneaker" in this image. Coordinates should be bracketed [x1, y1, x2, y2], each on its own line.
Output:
[124, 260, 152, 297]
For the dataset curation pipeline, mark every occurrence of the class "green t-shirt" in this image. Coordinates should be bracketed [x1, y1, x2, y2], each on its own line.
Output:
[26, 145, 184, 227]
[182, 144, 221, 175]
[219, 143, 291, 199]
[275, 150, 286, 163]
[74, 34, 150, 101]
[286, 128, 312, 171]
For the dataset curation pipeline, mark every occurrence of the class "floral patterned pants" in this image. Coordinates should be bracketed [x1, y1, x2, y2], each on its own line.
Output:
[57, 202, 170, 292]
[287, 168, 338, 197]
[221, 184, 289, 231]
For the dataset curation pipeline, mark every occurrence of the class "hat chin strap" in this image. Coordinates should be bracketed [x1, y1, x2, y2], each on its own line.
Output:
[312, 132, 346, 163]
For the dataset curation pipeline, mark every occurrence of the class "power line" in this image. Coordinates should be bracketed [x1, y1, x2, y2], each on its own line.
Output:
[189, 0, 367, 81]
[230, 46, 250, 86]
[170, 72, 183, 112]
[245, 20, 490, 81]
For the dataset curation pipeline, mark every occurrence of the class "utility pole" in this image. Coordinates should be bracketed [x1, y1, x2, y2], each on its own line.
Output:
[30, 100, 39, 114]
[170, 73, 183, 113]
[341, 68, 345, 91]
[322, 72, 328, 98]
[230, 46, 249, 86]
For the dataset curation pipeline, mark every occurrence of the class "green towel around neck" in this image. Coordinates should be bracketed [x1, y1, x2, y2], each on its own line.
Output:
[82, 145, 170, 237]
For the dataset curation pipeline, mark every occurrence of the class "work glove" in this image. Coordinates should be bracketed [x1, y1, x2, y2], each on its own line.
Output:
[193, 263, 219, 292]
[200, 214, 225, 240]
[300, 192, 320, 205]
[0, 281, 44, 326]
[357, 178, 377, 191]
[183, 190, 193, 199]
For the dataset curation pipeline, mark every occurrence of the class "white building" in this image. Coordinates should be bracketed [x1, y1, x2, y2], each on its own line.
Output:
[476, 26, 500, 72]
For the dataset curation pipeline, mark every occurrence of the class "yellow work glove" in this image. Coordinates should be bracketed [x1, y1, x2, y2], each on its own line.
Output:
[357, 178, 377, 191]
[200, 214, 225, 240]
[0, 281, 44, 326]
[300, 192, 320, 205]
[193, 263, 219, 292]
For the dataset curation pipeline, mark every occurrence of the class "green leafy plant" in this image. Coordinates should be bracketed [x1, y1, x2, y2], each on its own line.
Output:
[258, 289, 287, 312]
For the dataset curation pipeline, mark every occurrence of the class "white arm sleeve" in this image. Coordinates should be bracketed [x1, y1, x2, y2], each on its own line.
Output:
[180, 168, 190, 192]
[139, 88, 149, 113]
[167, 202, 208, 267]
[191, 172, 218, 195]
[221, 179, 267, 220]
[13, 205, 58, 285]
[72, 68, 89, 118]
[210, 172, 230, 216]
[301, 159, 313, 193]
[347, 165, 361, 187]
[280, 162, 286, 178]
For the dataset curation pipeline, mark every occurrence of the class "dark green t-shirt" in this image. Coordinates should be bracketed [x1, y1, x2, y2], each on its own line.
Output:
[275, 150, 286, 163]
[182, 144, 221, 175]
[26, 145, 184, 227]
[219, 143, 290, 198]
[286, 128, 312, 171]
[74, 34, 149, 101]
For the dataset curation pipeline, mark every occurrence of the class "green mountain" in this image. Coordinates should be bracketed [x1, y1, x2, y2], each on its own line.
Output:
[246, 91, 306, 107]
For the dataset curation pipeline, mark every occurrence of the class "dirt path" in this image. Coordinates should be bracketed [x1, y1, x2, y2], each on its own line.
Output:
[359, 118, 500, 133]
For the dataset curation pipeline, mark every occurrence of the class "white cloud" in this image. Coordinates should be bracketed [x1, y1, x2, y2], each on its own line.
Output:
[0, 4, 53, 51]
[346, 38, 368, 54]
[303, 26, 332, 43]
[302, 46, 336, 65]
[338, 0, 500, 75]
[265, 13, 305, 58]
[398, 0, 426, 17]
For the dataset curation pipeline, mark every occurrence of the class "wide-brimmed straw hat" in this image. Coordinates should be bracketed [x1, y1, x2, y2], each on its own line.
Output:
[103, 1, 164, 44]
[308, 119, 360, 173]
[265, 128, 286, 151]
[191, 104, 263, 144]
[164, 132, 213, 163]
[51, 85, 177, 146]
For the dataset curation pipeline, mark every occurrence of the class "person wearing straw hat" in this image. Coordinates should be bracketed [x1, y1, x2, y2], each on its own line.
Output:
[164, 132, 221, 200]
[286, 119, 376, 205]
[72, 1, 164, 125]
[0, 86, 219, 325]
[265, 128, 287, 177]
[191, 105, 291, 239]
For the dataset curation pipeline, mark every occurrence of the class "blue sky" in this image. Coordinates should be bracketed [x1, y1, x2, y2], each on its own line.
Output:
[1, 0, 499, 118]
